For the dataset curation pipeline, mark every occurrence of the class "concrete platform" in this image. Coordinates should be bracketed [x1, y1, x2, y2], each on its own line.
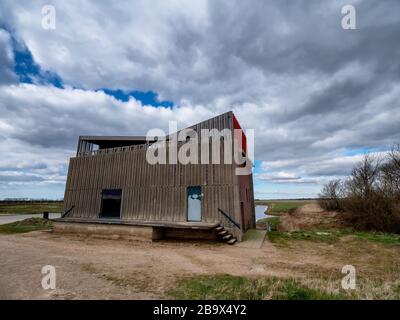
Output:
[53, 221, 154, 242]
[52, 219, 220, 242]
[54, 217, 219, 229]
[235, 229, 267, 249]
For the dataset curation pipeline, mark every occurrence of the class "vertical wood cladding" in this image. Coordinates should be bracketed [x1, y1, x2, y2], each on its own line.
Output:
[63, 111, 255, 231]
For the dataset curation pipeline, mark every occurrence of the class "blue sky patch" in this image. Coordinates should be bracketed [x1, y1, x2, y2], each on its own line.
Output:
[7, 26, 174, 108]
[101, 89, 174, 107]
[11, 35, 63, 88]
[344, 147, 382, 156]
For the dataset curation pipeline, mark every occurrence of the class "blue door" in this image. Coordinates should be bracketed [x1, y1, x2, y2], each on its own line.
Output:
[187, 186, 202, 221]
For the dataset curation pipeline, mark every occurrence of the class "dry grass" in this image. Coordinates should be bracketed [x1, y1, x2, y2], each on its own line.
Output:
[170, 274, 347, 300]
[279, 203, 342, 232]
[0, 202, 63, 215]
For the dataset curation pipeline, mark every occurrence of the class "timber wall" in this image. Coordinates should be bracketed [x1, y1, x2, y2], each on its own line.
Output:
[63, 111, 254, 232]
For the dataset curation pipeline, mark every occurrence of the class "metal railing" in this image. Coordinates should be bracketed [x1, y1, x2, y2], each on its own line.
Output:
[218, 208, 241, 230]
[61, 205, 75, 218]
[76, 135, 231, 158]
[76, 139, 189, 157]
[77, 143, 152, 157]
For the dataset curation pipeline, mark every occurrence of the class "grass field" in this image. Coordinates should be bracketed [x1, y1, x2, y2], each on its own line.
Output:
[256, 216, 280, 230]
[255, 199, 316, 214]
[0, 202, 63, 215]
[255, 199, 313, 230]
[0, 218, 53, 234]
[268, 228, 400, 245]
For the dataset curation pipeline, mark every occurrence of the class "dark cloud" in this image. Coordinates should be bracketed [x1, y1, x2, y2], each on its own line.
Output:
[0, 29, 17, 84]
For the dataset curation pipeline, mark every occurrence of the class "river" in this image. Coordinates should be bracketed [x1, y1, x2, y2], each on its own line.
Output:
[255, 205, 275, 221]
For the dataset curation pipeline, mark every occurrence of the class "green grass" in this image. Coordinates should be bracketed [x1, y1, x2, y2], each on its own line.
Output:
[0, 202, 63, 215]
[352, 231, 400, 246]
[268, 230, 342, 244]
[0, 218, 53, 234]
[268, 228, 400, 246]
[257, 216, 280, 230]
[169, 274, 347, 300]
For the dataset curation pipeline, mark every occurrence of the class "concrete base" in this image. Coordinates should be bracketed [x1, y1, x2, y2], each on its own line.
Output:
[156, 227, 218, 241]
[53, 221, 154, 242]
[52, 221, 218, 242]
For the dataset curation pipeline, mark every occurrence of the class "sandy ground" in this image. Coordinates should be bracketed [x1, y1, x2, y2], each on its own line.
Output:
[0, 231, 279, 299]
[2, 221, 399, 300]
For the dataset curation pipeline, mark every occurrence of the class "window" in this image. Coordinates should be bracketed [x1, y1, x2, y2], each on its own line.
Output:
[187, 186, 202, 222]
[100, 189, 122, 218]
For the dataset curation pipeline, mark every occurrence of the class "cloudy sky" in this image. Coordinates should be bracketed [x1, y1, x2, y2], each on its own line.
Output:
[0, 0, 399, 199]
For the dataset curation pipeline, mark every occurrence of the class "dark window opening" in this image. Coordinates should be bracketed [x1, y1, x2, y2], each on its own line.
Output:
[100, 189, 122, 218]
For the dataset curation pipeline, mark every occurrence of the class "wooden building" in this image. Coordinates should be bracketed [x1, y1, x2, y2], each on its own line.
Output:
[56, 111, 255, 243]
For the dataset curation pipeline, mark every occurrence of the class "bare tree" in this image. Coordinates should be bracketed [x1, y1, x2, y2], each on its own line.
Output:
[318, 179, 344, 211]
[347, 154, 381, 199]
[319, 150, 400, 233]
[380, 144, 400, 199]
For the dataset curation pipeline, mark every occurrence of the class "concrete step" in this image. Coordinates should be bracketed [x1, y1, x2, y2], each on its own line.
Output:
[222, 234, 232, 240]
[227, 238, 237, 245]
[218, 230, 228, 236]
[215, 226, 224, 232]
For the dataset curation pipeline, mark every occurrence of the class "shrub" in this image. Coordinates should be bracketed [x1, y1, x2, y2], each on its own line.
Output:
[319, 147, 400, 233]
[342, 192, 400, 233]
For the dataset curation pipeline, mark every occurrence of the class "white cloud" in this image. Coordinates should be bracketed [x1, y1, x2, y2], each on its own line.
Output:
[255, 171, 325, 184]
[258, 151, 388, 186]
[0, 83, 215, 193]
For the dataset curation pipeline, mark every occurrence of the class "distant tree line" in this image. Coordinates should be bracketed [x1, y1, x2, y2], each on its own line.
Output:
[319, 144, 400, 233]
[0, 199, 63, 204]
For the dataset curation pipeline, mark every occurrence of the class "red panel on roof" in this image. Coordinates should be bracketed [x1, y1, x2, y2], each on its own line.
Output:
[232, 114, 247, 154]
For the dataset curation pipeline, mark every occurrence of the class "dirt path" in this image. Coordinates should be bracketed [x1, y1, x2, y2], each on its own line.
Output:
[0, 229, 399, 299]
